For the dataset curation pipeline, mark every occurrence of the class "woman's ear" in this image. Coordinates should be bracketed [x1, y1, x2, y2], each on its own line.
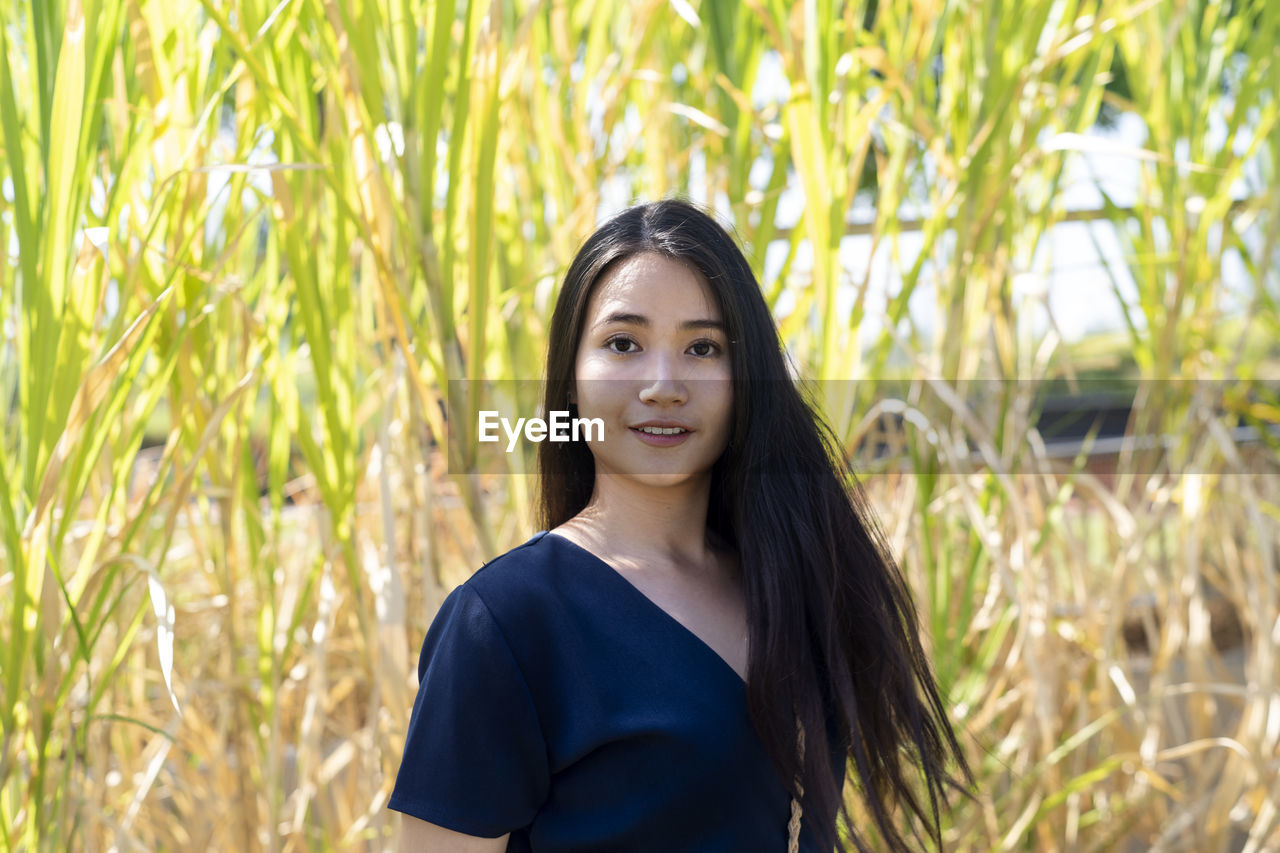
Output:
[567, 387, 577, 405]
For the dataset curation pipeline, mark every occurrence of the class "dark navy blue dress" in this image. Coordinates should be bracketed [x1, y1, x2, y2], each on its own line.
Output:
[389, 531, 844, 852]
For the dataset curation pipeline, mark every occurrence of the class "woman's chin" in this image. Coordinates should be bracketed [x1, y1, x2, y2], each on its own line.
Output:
[632, 472, 698, 489]
[598, 467, 711, 490]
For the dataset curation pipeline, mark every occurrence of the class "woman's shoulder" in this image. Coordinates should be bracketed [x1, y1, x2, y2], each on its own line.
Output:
[457, 530, 585, 627]
[467, 530, 556, 586]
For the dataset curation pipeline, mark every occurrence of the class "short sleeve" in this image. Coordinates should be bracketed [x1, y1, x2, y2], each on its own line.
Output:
[389, 583, 549, 836]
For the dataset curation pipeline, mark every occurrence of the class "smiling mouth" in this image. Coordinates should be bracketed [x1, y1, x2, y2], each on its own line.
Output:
[629, 426, 693, 446]
[634, 426, 688, 435]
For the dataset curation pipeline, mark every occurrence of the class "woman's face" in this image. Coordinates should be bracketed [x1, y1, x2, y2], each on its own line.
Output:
[572, 252, 734, 490]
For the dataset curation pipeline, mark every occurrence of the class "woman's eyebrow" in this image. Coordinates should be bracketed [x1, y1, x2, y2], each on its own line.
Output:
[595, 312, 725, 332]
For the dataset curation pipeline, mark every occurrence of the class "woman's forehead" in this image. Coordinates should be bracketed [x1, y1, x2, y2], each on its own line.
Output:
[586, 254, 720, 320]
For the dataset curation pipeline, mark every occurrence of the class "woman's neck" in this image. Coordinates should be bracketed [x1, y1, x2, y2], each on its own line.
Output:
[556, 474, 732, 582]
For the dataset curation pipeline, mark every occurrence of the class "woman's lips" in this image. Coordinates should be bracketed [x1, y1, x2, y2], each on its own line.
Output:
[629, 426, 692, 447]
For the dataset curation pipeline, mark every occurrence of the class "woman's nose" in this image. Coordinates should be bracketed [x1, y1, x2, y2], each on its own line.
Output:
[638, 352, 687, 405]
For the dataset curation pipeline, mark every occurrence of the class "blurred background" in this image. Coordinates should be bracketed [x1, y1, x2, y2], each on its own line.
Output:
[1, 0, 1278, 849]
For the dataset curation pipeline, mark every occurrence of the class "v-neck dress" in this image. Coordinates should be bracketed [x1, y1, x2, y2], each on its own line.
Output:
[389, 531, 845, 852]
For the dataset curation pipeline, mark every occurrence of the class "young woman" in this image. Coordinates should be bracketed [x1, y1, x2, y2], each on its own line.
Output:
[391, 199, 969, 852]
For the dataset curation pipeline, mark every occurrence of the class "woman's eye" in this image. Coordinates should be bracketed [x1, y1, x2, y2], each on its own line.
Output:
[606, 336, 638, 354]
[689, 340, 721, 357]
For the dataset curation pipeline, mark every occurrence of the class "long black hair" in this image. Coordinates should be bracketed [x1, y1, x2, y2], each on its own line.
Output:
[537, 198, 971, 852]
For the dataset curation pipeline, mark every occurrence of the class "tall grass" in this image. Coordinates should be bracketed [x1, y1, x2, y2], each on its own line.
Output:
[0, 0, 1277, 849]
